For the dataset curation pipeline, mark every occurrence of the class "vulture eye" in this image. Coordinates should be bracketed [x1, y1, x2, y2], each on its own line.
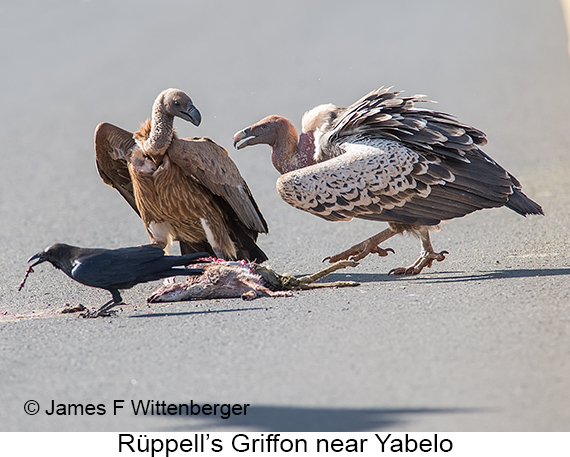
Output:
[174, 100, 180, 106]
[260, 124, 268, 130]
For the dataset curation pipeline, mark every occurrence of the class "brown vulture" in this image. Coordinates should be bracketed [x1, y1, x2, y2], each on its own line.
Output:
[95, 88, 268, 262]
[233, 87, 543, 274]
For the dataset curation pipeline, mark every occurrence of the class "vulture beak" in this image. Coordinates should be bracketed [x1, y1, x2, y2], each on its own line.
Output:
[180, 103, 202, 126]
[233, 127, 254, 150]
[27, 251, 48, 267]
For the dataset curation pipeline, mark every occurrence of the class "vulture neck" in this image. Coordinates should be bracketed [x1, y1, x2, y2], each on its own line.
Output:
[142, 100, 175, 158]
[271, 121, 317, 174]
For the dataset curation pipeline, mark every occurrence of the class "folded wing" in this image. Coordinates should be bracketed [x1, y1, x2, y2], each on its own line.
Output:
[94, 122, 139, 215]
[277, 139, 515, 226]
[167, 137, 268, 234]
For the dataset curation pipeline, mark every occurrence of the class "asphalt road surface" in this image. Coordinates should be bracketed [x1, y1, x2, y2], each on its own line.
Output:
[1, 0, 569, 432]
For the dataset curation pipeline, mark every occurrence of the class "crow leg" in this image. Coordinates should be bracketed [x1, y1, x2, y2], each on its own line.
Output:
[81, 290, 124, 318]
[324, 228, 397, 263]
[389, 228, 448, 275]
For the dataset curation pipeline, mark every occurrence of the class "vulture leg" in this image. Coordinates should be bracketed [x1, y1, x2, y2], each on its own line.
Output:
[324, 227, 397, 263]
[389, 228, 448, 275]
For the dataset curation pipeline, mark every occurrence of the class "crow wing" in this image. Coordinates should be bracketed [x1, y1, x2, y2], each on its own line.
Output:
[167, 137, 268, 234]
[94, 122, 139, 216]
[71, 245, 204, 289]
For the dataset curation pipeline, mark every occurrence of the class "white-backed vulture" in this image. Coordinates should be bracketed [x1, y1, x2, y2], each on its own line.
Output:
[95, 88, 268, 262]
[233, 87, 543, 274]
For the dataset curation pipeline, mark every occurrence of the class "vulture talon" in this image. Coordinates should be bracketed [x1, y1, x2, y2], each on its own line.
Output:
[326, 240, 394, 264]
[234, 87, 543, 275]
[372, 246, 395, 257]
[390, 249, 450, 276]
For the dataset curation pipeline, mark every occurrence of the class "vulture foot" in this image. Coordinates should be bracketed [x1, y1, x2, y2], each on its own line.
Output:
[325, 241, 395, 263]
[389, 250, 448, 276]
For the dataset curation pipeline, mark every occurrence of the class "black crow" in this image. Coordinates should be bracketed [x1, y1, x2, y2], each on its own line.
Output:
[27, 243, 207, 317]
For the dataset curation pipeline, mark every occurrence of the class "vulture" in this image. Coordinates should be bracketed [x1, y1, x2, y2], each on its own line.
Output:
[233, 87, 543, 274]
[95, 88, 268, 262]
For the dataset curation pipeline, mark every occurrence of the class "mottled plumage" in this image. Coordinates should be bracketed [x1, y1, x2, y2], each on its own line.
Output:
[233, 87, 543, 274]
[95, 89, 268, 262]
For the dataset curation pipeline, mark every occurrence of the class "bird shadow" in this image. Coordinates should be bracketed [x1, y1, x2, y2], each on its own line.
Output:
[318, 267, 570, 284]
[148, 403, 483, 432]
[128, 306, 268, 319]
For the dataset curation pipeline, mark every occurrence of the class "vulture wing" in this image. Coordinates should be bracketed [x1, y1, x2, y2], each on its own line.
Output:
[277, 139, 515, 226]
[167, 137, 269, 233]
[94, 122, 139, 216]
[317, 88, 543, 218]
[324, 87, 488, 163]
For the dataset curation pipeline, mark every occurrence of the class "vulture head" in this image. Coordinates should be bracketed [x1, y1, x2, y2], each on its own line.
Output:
[233, 115, 319, 174]
[157, 88, 202, 126]
[232, 115, 295, 150]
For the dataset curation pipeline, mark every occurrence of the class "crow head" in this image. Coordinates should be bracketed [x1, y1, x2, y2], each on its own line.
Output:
[28, 243, 75, 272]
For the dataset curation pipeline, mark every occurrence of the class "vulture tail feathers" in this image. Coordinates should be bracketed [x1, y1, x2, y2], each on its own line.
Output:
[229, 221, 268, 263]
[505, 189, 544, 216]
[180, 240, 216, 257]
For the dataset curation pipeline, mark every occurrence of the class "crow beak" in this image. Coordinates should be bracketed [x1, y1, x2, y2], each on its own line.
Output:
[180, 103, 201, 126]
[233, 127, 254, 150]
[27, 252, 47, 267]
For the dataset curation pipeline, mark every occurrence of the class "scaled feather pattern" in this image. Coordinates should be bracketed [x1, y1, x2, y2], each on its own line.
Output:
[233, 87, 543, 274]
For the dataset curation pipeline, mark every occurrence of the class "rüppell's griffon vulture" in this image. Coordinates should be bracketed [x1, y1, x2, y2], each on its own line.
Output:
[233, 87, 543, 274]
[95, 88, 268, 263]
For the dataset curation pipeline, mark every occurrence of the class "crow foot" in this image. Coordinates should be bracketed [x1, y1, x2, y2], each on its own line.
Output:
[389, 250, 448, 276]
[79, 300, 123, 318]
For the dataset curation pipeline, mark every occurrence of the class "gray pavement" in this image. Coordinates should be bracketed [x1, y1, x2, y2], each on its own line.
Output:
[0, 0, 569, 432]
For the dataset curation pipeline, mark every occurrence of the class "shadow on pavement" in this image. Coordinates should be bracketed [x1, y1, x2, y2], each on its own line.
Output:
[128, 307, 268, 319]
[152, 404, 481, 432]
[322, 267, 570, 284]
